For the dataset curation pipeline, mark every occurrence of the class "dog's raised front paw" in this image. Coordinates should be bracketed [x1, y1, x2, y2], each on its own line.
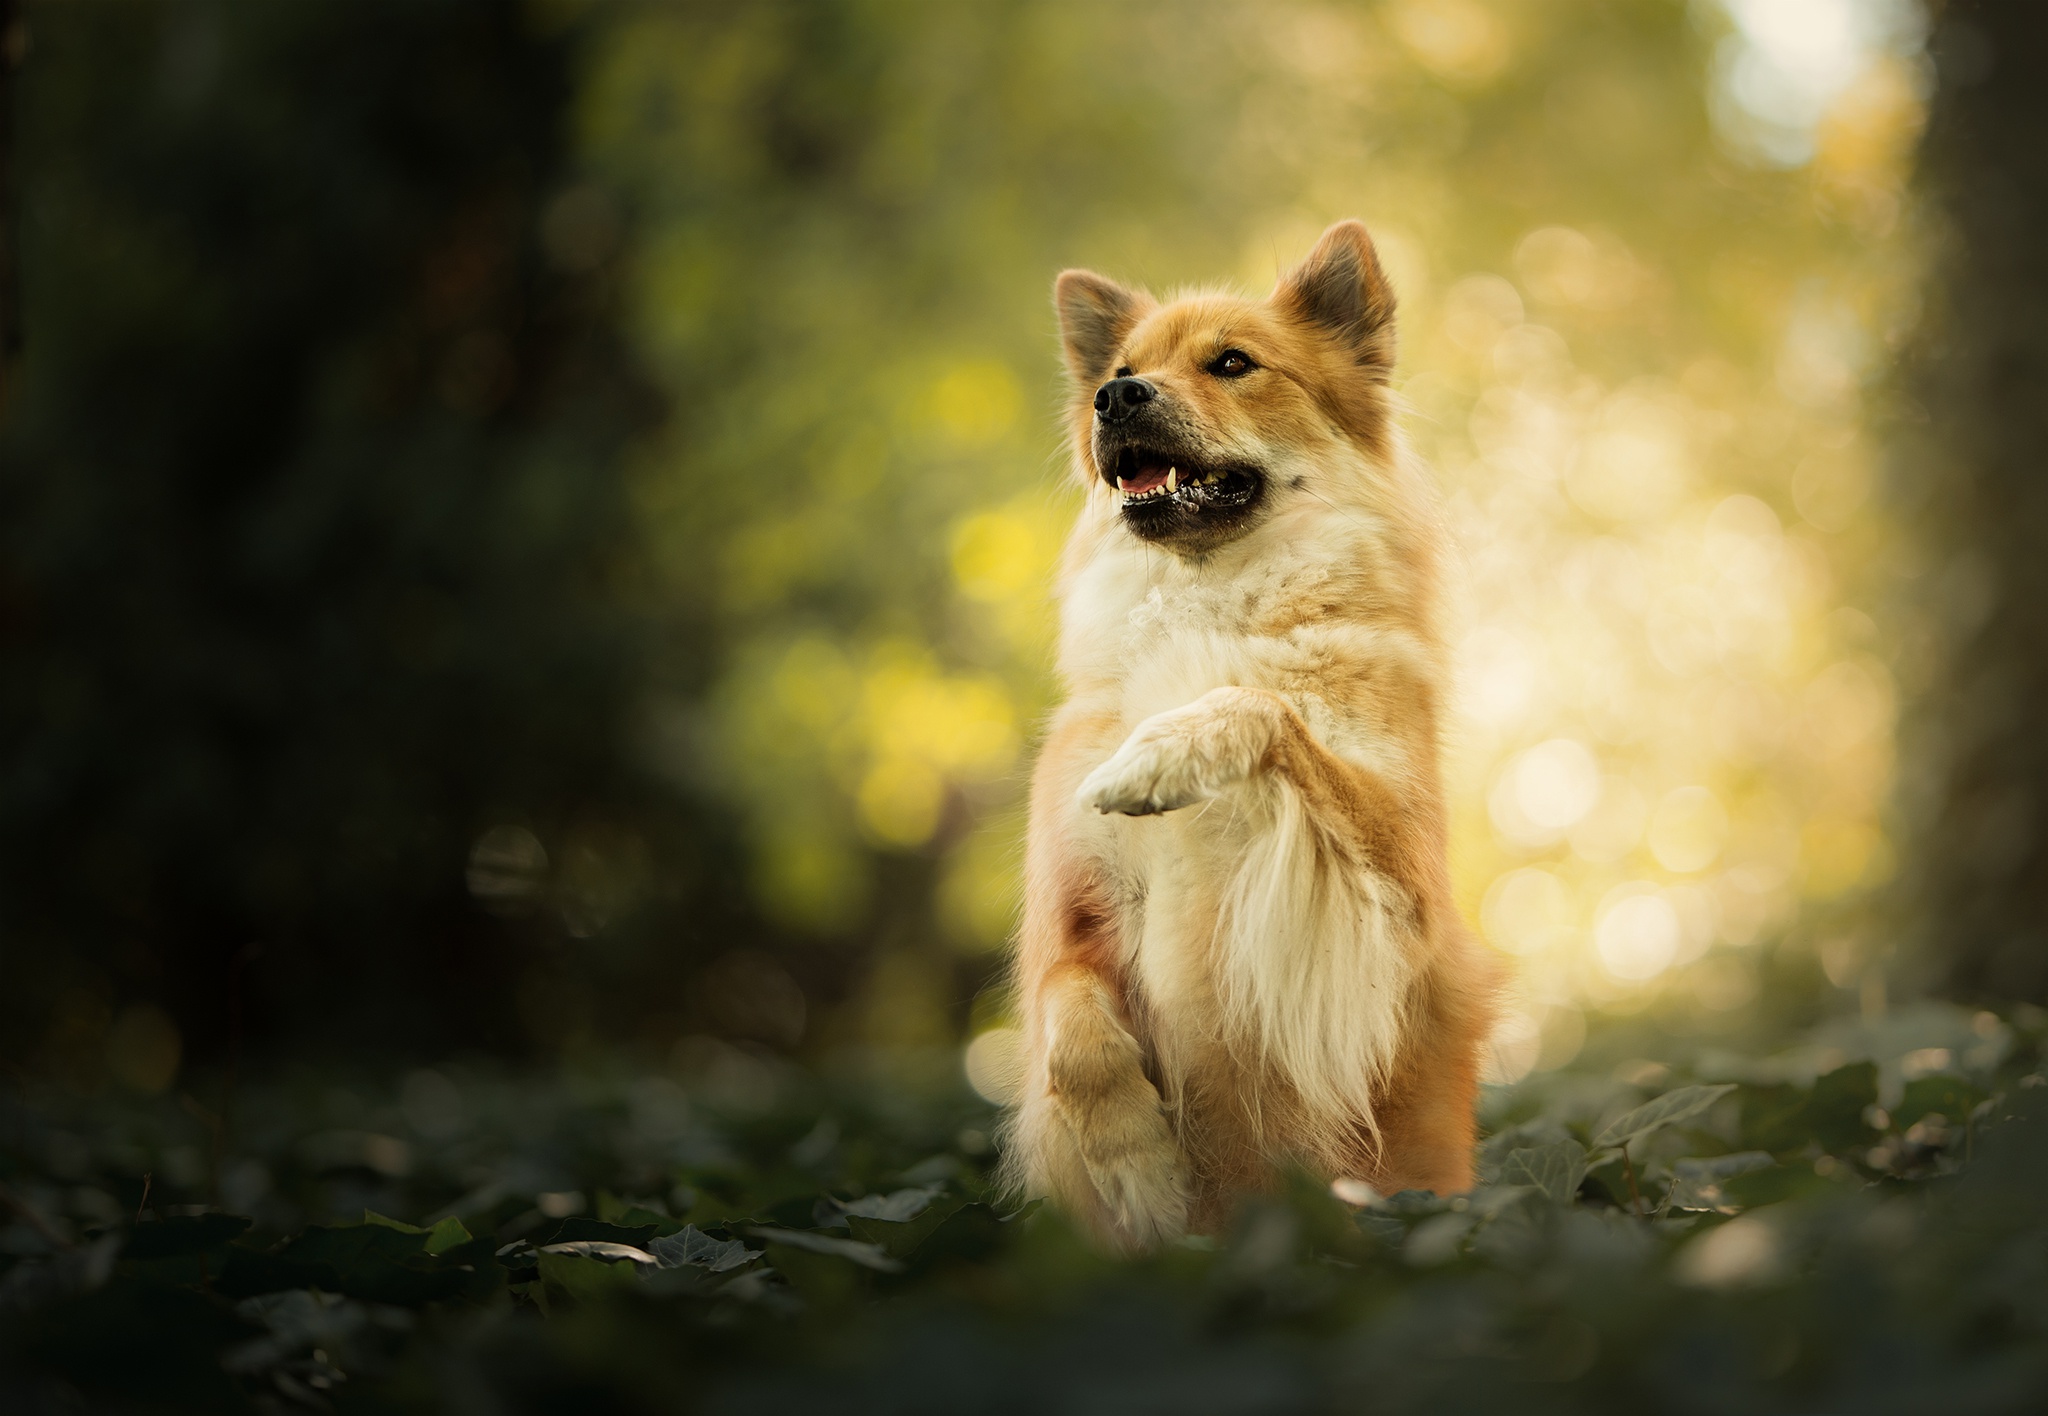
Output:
[1077, 688, 1280, 816]
[1078, 732, 1208, 816]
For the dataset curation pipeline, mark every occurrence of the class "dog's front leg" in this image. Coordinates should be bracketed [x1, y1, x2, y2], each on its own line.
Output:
[1078, 686, 1291, 817]
[1080, 684, 1421, 880]
[1033, 961, 1189, 1248]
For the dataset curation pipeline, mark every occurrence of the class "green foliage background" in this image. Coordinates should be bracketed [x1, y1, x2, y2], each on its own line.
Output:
[0, 0, 1929, 1070]
[9, 0, 2048, 1409]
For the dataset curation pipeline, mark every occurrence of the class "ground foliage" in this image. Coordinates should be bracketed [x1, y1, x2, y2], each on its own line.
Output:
[2, 1003, 2046, 1413]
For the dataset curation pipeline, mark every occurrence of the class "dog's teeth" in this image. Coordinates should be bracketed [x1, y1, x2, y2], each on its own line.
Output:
[1166, 467, 1178, 493]
[1117, 476, 1130, 493]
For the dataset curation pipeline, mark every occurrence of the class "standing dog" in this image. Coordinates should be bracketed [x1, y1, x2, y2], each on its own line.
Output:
[1009, 221, 1495, 1248]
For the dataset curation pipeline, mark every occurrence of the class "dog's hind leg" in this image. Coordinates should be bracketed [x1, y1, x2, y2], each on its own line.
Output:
[1013, 709, 1190, 1248]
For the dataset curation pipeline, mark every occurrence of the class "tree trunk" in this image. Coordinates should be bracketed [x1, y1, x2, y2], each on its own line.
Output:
[1898, 1, 2048, 1001]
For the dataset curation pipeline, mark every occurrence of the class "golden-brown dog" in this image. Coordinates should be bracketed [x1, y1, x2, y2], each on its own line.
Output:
[1007, 220, 1496, 1249]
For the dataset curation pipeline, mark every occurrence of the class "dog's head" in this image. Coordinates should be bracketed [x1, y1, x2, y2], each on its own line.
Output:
[1054, 221, 1398, 556]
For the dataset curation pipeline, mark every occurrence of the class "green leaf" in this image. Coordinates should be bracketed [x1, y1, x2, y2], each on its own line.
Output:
[597, 1193, 683, 1233]
[1500, 1140, 1587, 1205]
[119, 1213, 251, 1261]
[531, 1217, 660, 1250]
[844, 1199, 970, 1260]
[1805, 1062, 1880, 1152]
[1739, 1083, 1811, 1155]
[745, 1226, 904, 1272]
[538, 1240, 658, 1266]
[424, 1216, 473, 1255]
[649, 1224, 758, 1273]
[834, 1186, 944, 1223]
[362, 1210, 427, 1235]
[1724, 1161, 1843, 1208]
[257, 1219, 493, 1305]
[1594, 1084, 1737, 1151]
[1372, 1190, 1454, 1217]
[1896, 1075, 1989, 1131]
[615, 1206, 683, 1235]
[1667, 1152, 1776, 1211]
[877, 1202, 1009, 1272]
[536, 1250, 642, 1304]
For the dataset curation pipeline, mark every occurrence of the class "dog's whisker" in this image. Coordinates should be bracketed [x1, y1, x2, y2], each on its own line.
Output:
[1300, 482, 1376, 536]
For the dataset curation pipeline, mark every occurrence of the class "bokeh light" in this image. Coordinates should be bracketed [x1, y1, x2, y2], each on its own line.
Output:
[564, 0, 1930, 1060]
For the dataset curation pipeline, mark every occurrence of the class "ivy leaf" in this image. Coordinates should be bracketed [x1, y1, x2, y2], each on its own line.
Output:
[539, 1240, 658, 1265]
[1595, 1084, 1737, 1152]
[649, 1225, 758, 1273]
[597, 1192, 683, 1234]
[833, 1186, 944, 1224]
[119, 1213, 250, 1262]
[252, 1219, 491, 1305]
[536, 1250, 642, 1304]
[1804, 1063, 1879, 1153]
[531, 1217, 660, 1249]
[1667, 1152, 1776, 1212]
[362, 1210, 427, 1235]
[424, 1217, 473, 1255]
[614, 1206, 682, 1234]
[845, 1195, 972, 1260]
[745, 1226, 903, 1272]
[1500, 1140, 1586, 1205]
[1739, 1083, 1811, 1155]
[1896, 1075, 1989, 1132]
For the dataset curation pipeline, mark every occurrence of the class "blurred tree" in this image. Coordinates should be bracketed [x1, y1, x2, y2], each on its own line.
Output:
[0, 0, 1934, 1081]
[0, 1, 738, 1066]
[588, 0, 1921, 1056]
[0, 0, 21, 390]
[1897, 1, 2048, 1002]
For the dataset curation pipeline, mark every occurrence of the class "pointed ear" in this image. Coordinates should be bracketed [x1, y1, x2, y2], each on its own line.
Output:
[1273, 220, 1397, 373]
[1054, 269, 1148, 384]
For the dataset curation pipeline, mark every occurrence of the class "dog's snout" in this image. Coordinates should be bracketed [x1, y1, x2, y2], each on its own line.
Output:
[1093, 376, 1156, 421]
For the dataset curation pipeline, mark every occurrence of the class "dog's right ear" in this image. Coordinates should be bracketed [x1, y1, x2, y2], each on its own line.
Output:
[1054, 270, 1147, 384]
[1274, 220, 1398, 377]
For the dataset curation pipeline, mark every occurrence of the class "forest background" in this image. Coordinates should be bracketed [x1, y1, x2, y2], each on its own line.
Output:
[0, 0, 1956, 1088]
[6, 0, 2048, 1408]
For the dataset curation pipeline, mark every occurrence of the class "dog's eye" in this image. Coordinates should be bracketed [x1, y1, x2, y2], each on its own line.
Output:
[1209, 349, 1255, 378]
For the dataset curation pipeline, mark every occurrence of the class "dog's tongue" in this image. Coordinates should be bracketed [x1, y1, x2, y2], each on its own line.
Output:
[1119, 460, 1172, 495]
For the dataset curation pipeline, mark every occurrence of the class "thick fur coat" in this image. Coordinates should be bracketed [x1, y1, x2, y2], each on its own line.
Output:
[1007, 221, 1496, 1249]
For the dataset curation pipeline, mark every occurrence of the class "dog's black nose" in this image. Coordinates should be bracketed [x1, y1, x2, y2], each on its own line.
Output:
[1093, 376, 1156, 421]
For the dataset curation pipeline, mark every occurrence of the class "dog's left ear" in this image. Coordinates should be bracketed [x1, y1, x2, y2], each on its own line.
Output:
[1274, 220, 1397, 375]
[1055, 269, 1149, 385]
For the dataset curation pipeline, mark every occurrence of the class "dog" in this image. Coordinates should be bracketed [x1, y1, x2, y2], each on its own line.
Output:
[1006, 220, 1497, 1249]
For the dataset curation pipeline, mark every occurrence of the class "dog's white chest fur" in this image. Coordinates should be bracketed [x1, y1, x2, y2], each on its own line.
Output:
[1051, 509, 1418, 1138]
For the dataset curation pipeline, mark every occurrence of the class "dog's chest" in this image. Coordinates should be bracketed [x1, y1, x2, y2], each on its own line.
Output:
[1066, 556, 1308, 709]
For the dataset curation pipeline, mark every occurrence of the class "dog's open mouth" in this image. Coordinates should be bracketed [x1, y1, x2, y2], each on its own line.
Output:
[1108, 446, 1263, 517]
